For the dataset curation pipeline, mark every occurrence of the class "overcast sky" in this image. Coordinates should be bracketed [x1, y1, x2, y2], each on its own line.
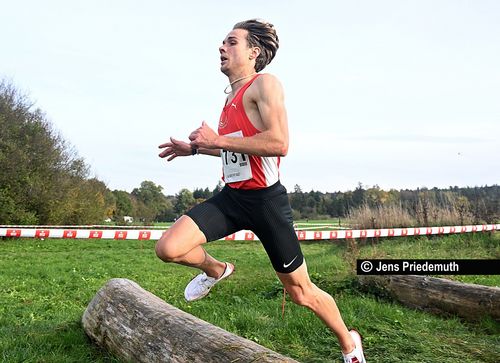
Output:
[2, 0, 499, 195]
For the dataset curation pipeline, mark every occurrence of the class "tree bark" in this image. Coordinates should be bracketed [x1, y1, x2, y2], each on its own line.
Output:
[359, 275, 500, 321]
[82, 278, 299, 363]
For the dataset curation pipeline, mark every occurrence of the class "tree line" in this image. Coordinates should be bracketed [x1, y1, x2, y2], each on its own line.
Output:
[1, 80, 498, 226]
[289, 183, 500, 227]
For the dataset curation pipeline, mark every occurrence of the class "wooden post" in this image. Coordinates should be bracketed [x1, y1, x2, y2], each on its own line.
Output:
[359, 275, 500, 321]
[82, 278, 299, 363]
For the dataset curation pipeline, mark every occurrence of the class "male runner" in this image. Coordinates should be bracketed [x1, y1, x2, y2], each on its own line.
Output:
[156, 19, 366, 363]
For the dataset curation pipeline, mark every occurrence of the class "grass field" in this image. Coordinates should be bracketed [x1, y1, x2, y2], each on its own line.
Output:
[1, 232, 499, 362]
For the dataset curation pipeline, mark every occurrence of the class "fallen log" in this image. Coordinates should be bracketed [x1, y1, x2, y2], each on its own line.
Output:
[82, 278, 298, 363]
[358, 275, 500, 322]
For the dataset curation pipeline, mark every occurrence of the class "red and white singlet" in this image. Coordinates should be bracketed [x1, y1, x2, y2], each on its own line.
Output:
[218, 74, 280, 190]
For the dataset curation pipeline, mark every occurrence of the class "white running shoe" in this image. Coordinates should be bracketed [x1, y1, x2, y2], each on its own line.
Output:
[343, 330, 366, 363]
[184, 262, 234, 302]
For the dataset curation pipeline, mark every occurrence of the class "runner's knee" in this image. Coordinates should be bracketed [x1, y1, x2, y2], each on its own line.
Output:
[155, 231, 183, 262]
[286, 283, 318, 309]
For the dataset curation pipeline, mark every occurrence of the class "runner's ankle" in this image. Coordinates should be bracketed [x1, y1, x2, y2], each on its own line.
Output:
[340, 334, 356, 354]
[205, 262, 227, 279]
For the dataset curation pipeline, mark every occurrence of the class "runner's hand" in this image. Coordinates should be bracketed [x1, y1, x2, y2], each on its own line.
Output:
[158, 137, 191, 161]
[189, 121, 219, 149]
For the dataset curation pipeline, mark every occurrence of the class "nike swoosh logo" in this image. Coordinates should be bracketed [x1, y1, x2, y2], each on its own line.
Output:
[283, 255, 298, 269]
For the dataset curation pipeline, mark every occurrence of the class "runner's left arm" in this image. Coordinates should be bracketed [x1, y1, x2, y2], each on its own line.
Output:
[158, 137, 220, 162]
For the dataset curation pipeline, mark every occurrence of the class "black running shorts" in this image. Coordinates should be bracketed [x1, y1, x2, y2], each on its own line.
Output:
[186, 181, 304, 273]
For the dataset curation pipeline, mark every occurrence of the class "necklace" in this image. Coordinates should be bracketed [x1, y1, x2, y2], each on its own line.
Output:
[224, 73, 256, 94]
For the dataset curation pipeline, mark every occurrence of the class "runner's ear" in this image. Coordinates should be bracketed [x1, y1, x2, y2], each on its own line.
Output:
[250, 46, 261, 60]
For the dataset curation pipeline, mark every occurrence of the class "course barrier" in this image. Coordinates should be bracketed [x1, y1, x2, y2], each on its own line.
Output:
[1, 224, 498, 241]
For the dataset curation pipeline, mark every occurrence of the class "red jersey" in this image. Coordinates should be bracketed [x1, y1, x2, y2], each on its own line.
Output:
[218, 74, 280, 190]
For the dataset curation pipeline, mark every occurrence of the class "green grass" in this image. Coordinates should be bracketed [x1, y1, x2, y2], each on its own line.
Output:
[0, 233, 499, 362]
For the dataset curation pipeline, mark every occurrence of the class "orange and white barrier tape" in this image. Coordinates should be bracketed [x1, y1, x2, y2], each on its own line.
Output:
[0, 224, 168, 229]
[0, 224, 498, 241]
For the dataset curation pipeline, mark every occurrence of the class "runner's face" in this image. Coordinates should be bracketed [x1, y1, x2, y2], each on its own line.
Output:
[219, 29, 254, 75]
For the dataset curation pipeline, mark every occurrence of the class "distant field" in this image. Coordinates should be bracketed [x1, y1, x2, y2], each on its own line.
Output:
[1, 232, 498, 362]
[128, 218, 347, 229]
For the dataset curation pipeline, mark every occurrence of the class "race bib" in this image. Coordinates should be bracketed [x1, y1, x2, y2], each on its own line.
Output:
[221, 130, 252, 183]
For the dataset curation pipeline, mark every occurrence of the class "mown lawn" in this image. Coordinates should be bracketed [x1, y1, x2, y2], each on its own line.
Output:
[0, 232, 498, 362]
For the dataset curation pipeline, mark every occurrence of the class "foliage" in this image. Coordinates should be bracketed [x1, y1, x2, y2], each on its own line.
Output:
[193, 187, 212, 200]
[212, 180, 224, 195]
[0, 80, 113, 224]
[131, 181, 170, 223]
[112, 190, 133, 217]
[174, 188, 196, 216]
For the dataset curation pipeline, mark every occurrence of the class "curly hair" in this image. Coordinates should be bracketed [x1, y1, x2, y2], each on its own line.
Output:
[233, 19, 279, 72]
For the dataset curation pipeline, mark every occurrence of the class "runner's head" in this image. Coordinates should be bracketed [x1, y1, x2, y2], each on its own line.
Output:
[220, 19, 279, 75]
[233, 19, 279, 72]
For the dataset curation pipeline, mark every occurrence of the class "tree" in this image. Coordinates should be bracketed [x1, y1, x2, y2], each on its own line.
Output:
[156, 197, 176, 222]
[212, 181, 224, 195]
[289, 184, 305, 213]
[0, 79, 108, 224]
[193, 187, 212, 200]
[174, 189, 195, 216]
[113, 190, 133, 217]
[132, 181, 170, 222]
[352, 182, 366, 208]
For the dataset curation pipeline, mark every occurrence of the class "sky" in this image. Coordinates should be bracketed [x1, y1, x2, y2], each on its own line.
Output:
[1, 0, 499, 195]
